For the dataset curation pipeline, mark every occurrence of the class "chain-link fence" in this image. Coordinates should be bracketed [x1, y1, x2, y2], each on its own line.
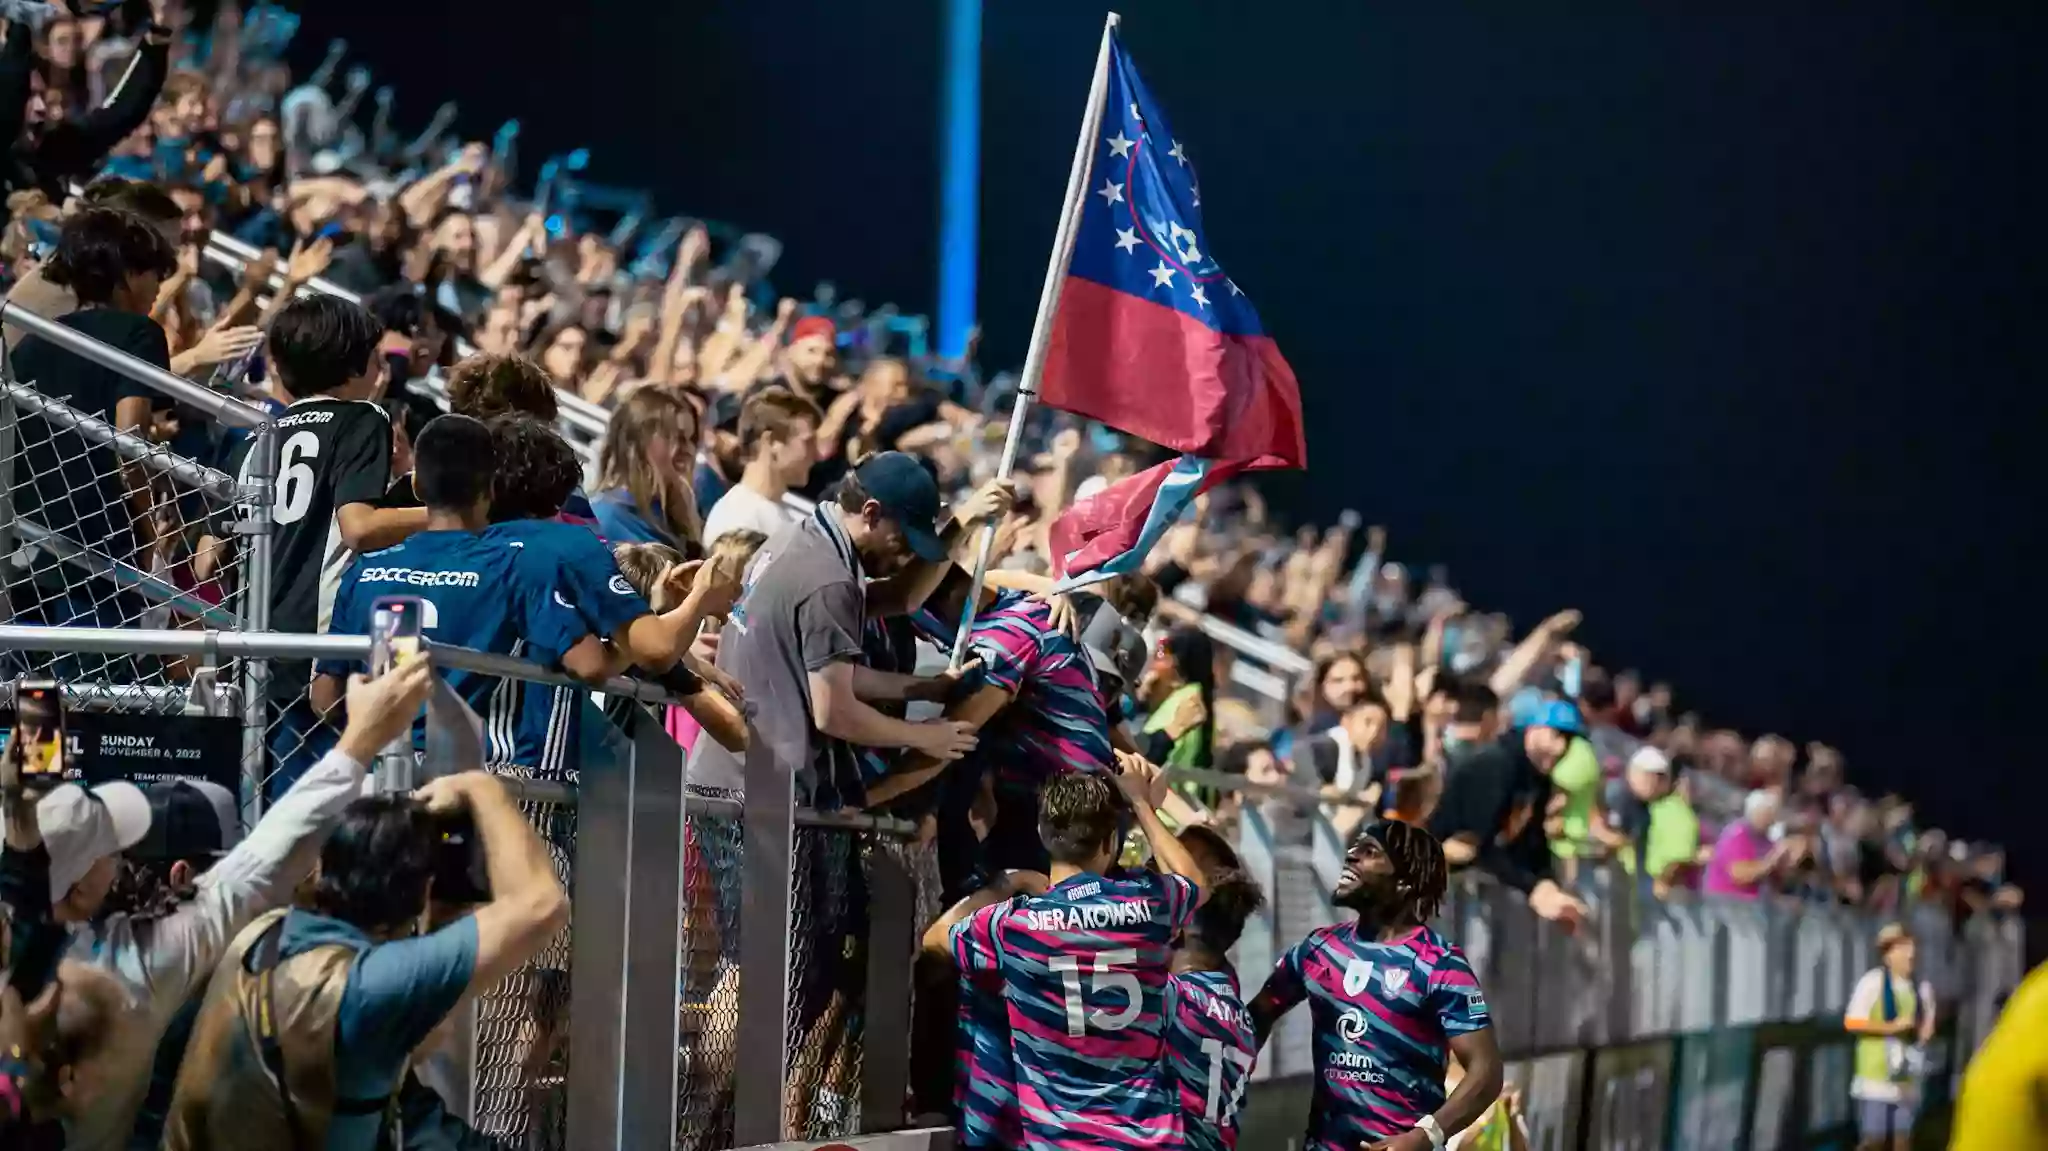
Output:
[2, 308, 278, 814]
[678, 799, 744, 1151]
[1, 377, 257, 687]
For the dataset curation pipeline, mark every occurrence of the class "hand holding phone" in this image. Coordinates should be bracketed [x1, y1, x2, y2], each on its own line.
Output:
[371, 597, 427, 676]
[3, 679, 66, 788]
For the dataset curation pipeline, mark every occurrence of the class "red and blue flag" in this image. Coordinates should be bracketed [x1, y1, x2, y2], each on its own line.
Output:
[1041, 30, 1306, 587]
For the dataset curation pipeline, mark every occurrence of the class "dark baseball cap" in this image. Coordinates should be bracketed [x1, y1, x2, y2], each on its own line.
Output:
[707, 390, 745, 433]
[132, 779, 240, 864]
[852, 451, 947, 562]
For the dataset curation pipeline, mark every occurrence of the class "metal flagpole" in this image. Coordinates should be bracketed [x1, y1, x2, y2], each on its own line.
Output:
[949, 10, 1121, 668]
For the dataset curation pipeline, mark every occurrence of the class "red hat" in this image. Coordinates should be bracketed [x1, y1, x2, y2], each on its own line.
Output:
[788, 315, 836, 346]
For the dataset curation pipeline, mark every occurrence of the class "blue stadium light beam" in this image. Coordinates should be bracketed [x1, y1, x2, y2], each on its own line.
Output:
[936, 0, 982, 362]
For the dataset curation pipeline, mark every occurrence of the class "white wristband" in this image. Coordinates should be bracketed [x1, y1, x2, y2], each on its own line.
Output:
[1415, 1114, 1447, 1150]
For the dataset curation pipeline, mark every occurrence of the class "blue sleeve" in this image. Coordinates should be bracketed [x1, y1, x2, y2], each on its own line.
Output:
[336, 917, 480, 1080]
[558, 533, 652, 638]
[591, 493, 661, 546]
[1427, 947, 1492, 1035]
[317, 567, 368, 678]
[513, 555, 595, 667]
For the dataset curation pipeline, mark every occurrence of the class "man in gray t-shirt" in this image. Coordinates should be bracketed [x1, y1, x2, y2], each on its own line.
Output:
[689, 451, 999, 803]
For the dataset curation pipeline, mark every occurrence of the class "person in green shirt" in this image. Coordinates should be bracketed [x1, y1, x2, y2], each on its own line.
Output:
[1138, 624, 1217, 771]
[1594, 747, 1703, 896]
[1548, 730, 1602, 866]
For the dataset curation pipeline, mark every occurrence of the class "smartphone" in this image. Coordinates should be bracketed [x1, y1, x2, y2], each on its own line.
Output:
[7, 679, 65, 778]
[370, 597, 426, 676]
[315, 219, 349, 243]
[1560, 654, 1584, 700]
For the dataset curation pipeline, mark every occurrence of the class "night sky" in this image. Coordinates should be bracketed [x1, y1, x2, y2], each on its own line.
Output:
[298, 2, 2044, 891]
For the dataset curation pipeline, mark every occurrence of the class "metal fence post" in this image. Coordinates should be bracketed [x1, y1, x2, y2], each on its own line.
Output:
[566, 703, 686, 1150]
[734, 726, 797, 1147]
[860, 840, 915, 1130]
[237, 419, 277, 823]
[0, 359, 16, 629]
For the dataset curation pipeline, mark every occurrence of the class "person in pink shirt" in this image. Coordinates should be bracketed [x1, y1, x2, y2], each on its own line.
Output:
[1703, 789, 1804, 898]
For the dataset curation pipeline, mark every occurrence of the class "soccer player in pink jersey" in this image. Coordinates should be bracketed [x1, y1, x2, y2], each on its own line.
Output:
[1161, 827, 1267, 1151]
[1248, 820, 1504, 1151]
[942, 756, 1208, 1150]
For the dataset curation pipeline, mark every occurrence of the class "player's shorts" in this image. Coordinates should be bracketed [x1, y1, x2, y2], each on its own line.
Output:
[1855, 1097, 1916, 1141]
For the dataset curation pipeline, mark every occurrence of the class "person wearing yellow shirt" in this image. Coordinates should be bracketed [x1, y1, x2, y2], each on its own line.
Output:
[1949, 958, 2048, 1151]
[1843, 923, 1935, 1151]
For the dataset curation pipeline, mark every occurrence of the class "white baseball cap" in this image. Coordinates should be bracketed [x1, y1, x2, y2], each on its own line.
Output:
[37, 781, 152, 906]
[1628, 747, 1672, 775]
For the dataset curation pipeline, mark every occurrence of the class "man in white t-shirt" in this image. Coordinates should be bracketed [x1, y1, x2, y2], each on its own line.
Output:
[700, 386, 824, 546]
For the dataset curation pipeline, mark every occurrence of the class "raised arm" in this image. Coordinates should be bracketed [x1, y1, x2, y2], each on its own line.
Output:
[919, 870, 1048, 956]
[1487, 609, 1580, 699]
[1114, 752, 1207, 905]
[416, 770, 571, 997]
[137, 661, 433, 999]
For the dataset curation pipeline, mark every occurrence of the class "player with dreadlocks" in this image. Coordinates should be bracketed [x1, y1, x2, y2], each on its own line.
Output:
[1247, 820, 1503, 1151]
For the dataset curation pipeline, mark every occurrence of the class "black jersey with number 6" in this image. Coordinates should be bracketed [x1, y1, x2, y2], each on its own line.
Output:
[236, 397, 394, 641]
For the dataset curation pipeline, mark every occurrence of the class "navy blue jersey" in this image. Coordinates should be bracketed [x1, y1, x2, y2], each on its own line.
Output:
[319, 530, 592, 771]
[484, 518, 652, 639]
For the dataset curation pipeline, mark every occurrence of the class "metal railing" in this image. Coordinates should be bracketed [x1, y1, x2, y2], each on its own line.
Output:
[1, 302, 280, 807]
[0, 623, 929, 1150]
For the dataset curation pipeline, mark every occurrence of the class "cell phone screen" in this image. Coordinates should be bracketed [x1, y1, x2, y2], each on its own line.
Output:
[7, 679, 65, 777]
[370, 597, 426, 676]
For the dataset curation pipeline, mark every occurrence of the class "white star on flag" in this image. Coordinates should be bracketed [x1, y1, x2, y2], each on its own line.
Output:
[1105, 131, 1134, 158]
[1190, 284, 1210, 309]
[1113, 227, 1142, 254]
[1168, 139, 1188, 166]
[1096, 180, 1125, 207]
[1149, 261, 1176, 289]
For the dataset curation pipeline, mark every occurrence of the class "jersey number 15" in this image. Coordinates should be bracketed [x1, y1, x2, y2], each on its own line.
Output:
[1049, 950, 1140, 1038]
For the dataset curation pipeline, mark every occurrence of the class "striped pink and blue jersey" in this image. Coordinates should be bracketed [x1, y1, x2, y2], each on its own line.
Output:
[951, 869, 1199, 1150]
[1257, 923, 1490, 1151]
[955, 969, 1019, 1149]
[914, 590, 1114, 795]
[1164, 967, 1258, 1151]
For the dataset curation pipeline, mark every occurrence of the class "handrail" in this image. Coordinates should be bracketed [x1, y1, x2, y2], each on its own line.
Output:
[0, 625, 684, 708]
[0, 302, 271, 430]
[10, 521, 242, 628]
[1, 380, 241, 501]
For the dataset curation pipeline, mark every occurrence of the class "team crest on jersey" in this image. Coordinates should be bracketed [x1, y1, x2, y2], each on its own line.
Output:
[1343, 960, 1374, 997]
[1382, 968, 1409, 996]
[609, 575, 634, 595]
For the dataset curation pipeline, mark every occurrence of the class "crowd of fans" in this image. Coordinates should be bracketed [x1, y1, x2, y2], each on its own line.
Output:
[0, 2, 2024, 1149]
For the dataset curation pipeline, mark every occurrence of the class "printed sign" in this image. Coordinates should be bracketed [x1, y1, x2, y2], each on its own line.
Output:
[1668, 1028, 1753, 1151]
[1805, 1038, 1852, 1134]
[1749, 1045, 1797, 1151]
[1584, 1040, 1672, 1151]
[0, 708, 242, 796]
[1513, 1051, 1586, 1151]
